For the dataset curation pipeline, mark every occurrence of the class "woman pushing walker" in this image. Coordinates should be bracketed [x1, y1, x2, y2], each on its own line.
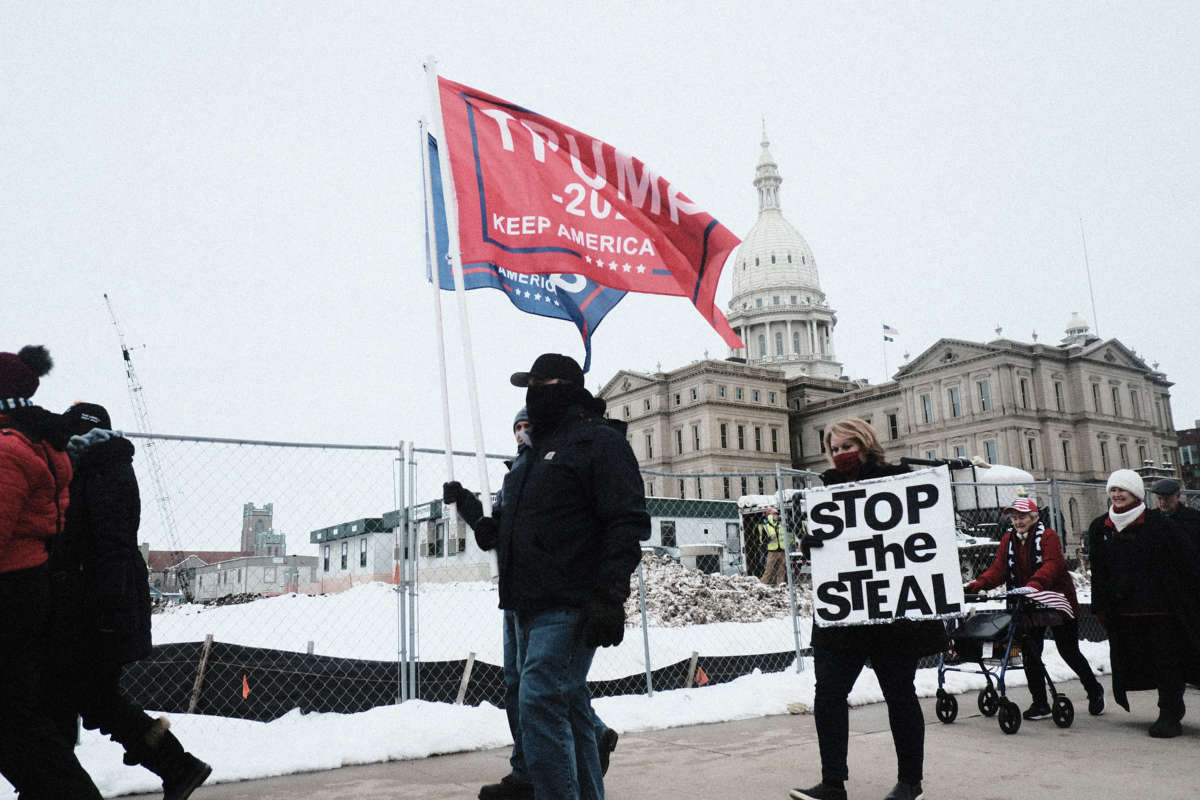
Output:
[965, 491, 1105, 720]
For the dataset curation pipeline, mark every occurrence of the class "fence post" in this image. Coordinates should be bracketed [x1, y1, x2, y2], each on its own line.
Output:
[777, 464, 805, 673]
[684, 651, 700, 689]
[187, 633, 214, 714]
[637, 561, 654, 697]
[407, 442, 419, 702]
[455, 652, 476, 705]
[400, 441, 410, 705]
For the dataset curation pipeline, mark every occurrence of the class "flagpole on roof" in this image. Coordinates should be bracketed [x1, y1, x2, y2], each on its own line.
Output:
[424, 56, 494, 520]
[419, 117, 456, 482]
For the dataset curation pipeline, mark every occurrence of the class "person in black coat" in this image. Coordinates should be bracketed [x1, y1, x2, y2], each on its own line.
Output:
[41, 403, 211, 800]
[791, 418, 943, 800]
[445, 354, 647, 800]
[1087, 469, 1200, 738]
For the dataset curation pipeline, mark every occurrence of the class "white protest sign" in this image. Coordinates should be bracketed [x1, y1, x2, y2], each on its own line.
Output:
[807, 466, 963, 627]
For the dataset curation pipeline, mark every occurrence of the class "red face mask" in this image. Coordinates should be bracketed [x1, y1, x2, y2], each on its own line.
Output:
[832, 450, 862, 475]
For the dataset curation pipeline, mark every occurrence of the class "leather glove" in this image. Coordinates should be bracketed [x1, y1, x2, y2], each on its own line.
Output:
[582, 593, 626, 648]
[442, 481, 483, 525]
[473, 517, 498, 551]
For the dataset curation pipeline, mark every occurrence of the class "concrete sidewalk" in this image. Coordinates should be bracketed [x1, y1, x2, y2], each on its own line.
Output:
[126, 677, 1198, 800]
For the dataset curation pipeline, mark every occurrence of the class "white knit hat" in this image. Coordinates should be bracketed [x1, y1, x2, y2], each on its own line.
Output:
[1106, 469, 1145, 502]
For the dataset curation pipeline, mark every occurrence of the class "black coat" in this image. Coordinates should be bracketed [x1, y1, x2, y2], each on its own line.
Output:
[495, 404, 648, 612]
[809, 459, 948, 657]
[1087, 509, 1200, 710]
[50, 430, 151, 666]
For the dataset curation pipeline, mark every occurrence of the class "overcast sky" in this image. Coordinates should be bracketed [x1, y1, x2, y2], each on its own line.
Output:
[5, 2, 1198, 458]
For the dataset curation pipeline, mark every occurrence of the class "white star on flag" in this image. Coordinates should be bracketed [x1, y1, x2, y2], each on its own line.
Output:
[608, 260, 618, 269]
[622, 263, 631, 272]
[534, 293, 542, 301]
[636, 265, 646, 273]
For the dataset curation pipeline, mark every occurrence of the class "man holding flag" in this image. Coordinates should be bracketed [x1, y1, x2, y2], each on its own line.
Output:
[444, 353, 647, 800]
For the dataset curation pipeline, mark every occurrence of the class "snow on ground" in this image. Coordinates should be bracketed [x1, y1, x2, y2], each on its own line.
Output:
[1, 565, 1109, 798]
[0, 640, 1111, 799]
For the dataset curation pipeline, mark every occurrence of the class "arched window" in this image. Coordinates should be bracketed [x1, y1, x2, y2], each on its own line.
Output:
[758, 334, 766, 357]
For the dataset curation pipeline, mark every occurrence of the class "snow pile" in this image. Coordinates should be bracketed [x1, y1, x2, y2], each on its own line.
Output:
[628, 554, 809, 627]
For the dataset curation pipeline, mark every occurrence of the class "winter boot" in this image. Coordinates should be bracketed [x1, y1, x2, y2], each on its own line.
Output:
[789, 780, 848, 800]
[478, 774, 535, 800]
[598, 727, 619, 776]
[124, 717, 213, 800]
[883, 781, 925, 800]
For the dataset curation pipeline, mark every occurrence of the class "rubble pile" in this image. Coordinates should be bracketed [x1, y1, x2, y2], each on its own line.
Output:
[625, 554, 811, 627]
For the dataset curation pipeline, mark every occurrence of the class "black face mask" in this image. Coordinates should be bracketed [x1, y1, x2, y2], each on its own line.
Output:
[525, 382, 581, 434]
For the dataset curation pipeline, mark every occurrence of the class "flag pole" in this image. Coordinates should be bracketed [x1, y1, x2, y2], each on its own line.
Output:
[882, 335, 889, 382]
[424, 56, 493, 519]
[419, 117, 456, 482]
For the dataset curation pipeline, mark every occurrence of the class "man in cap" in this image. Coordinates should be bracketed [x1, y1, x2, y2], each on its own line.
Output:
[1150, 478, 1200, 536]
[445, 354, 647, 800]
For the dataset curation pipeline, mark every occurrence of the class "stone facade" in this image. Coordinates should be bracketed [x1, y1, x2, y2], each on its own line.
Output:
[598, 359, 793, 500]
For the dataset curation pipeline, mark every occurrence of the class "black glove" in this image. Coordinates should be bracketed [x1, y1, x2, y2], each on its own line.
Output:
[473, 517, 498, 551]
[583, 593, 626, 648]
[442, 481, 483, 526]
[799, 532, 825, 548]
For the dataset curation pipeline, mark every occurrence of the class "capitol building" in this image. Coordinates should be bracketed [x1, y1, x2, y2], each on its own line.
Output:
[598, 130, 1181, 545]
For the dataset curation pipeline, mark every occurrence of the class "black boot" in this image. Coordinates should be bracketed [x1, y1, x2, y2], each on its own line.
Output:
[124, 717, 213, 800]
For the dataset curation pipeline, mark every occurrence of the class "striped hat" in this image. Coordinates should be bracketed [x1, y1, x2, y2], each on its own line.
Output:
[1003, 495, 1038, 515]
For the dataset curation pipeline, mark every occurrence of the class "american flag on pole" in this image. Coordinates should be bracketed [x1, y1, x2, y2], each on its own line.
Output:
[1005, 586, 1076, 618]
[434, 75, 744, 348]
[882, 323, 900, 342]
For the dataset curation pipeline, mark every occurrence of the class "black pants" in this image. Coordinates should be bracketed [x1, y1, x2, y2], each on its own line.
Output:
[813, 648, 924, 785]
[0, 566, 101, 800]
[1021, 618, 1102, 705]
[39, 570, 158, 765]
[41, 660, 156, 754]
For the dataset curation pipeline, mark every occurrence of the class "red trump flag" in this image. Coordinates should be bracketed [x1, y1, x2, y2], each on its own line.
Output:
[436, 76, 744, 348]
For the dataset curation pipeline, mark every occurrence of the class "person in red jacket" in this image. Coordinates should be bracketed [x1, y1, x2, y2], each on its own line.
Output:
[966, 493, 1105, 720]
[0, 345, 103, 800]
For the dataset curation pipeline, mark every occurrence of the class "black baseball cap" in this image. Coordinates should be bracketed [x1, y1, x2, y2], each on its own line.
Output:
[510, 353, 584, 387]
[63, 402, 112, 437]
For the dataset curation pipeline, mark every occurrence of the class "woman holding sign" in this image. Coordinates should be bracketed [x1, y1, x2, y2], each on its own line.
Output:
[791, 419, 944, 800]
[965, 493, 1105, 721]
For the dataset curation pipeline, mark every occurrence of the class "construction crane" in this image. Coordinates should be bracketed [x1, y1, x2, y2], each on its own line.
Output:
[103, 293, 190, 600]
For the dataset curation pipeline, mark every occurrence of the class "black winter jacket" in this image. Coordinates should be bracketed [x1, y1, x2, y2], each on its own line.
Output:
[1087, 508, 1200, 709]
[495, 404, 648, 612]
[809, 459, 948, 658]
[50, 430, 151, 665]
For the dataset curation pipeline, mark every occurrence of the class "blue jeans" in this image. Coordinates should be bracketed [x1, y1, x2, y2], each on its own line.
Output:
[515, 608, 603, 800]
[504, 610, 610, 784]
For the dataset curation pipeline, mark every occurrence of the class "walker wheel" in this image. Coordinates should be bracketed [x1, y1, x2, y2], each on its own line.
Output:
[977, 687, 999, 717]
[936, 692, 958, 724]
[1053, 695, 1074, 728]
[998, 700, 1022, 734]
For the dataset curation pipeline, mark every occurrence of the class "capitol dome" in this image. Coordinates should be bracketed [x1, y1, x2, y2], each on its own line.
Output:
[729, 136, 823, 297]
[726, 127, 841, 380]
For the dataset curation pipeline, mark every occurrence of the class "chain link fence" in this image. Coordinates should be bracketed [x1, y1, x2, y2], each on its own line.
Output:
[114, 434, 1137, 730]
